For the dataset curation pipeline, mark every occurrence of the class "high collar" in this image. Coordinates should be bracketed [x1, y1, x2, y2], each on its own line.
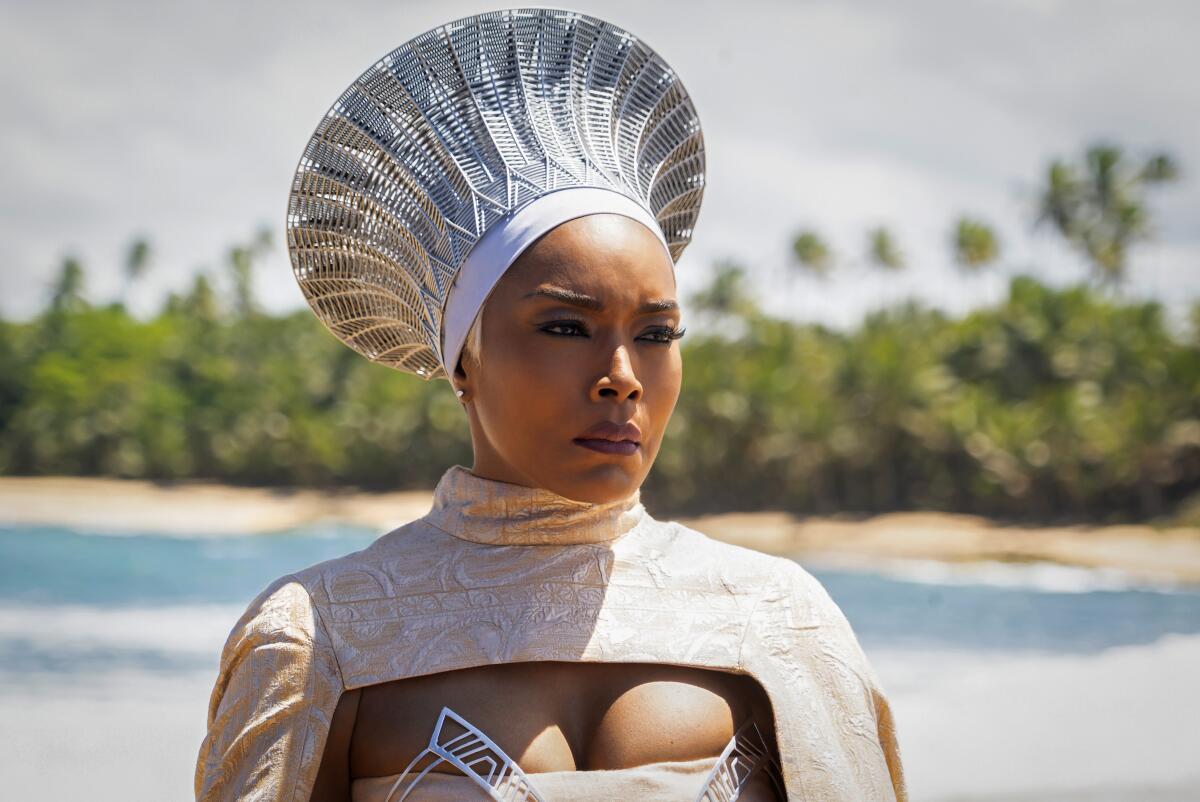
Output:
[422, 464, 647, 546]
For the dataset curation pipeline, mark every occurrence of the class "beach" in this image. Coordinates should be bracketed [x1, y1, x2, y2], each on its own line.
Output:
[3, 475, 1200, 801]
[2, 475, 1198, 586]
[2, 601, 1198, 800]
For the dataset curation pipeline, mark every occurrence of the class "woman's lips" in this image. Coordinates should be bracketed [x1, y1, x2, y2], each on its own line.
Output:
[573, 438, 640, 456]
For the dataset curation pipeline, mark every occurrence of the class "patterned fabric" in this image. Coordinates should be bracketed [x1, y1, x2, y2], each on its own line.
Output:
[194, 465, 908, 801]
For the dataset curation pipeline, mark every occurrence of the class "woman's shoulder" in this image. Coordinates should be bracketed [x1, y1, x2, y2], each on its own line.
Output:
[650, 517, 856, 626]
[198, 574, 343, 801]
[644, 517, 809, 587]
[211, 572, 330, 683]
[219, 518, 423, 652]
[248, 517, 440, 601]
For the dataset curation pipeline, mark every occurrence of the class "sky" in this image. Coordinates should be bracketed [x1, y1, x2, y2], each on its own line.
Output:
[2, 0, 1197, 329]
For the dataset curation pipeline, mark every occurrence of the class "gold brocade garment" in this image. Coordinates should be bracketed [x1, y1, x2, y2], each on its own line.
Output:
[194, 465, 908, 801]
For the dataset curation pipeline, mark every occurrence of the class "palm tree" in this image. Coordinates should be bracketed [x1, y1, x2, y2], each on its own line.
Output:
[251, 224, 273, 254]
[866, 226, 905, 270]
[226, 223, 275, 317]
[952, 217, 1000, 271]
[121, 236, 152, 307]
[1141, 153, 1179, 183]
[790, 229, 833, 276]
[689, 259, 759, 320]
[185, 272, 219, 323]
[1035, 142, 1179, 287]
[227, 246, 255, 317]
[49, 255, 87, 314]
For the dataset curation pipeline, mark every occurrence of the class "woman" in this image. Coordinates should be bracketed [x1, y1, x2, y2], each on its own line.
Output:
[195, 9, 907, 801]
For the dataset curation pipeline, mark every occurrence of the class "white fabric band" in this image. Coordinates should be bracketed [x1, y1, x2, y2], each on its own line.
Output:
[438, 186, 671, 376]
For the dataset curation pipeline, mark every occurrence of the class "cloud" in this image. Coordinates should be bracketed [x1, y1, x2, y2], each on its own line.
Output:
[3, 0, 1198, 325]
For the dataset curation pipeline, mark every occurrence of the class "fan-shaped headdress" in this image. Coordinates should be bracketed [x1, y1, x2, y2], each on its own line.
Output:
[286, 8, 706, 382]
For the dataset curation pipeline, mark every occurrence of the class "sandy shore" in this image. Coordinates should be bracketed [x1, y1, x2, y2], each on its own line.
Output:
[0, 475, 435, 536]
[2, 475, 1198, 585]
[695, 509, 1200, 586]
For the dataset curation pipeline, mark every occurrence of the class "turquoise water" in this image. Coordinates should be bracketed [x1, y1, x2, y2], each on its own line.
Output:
[4, 523, 1200, 801]
[3, 523, 1200, 666]
[0, 523, 380, 606]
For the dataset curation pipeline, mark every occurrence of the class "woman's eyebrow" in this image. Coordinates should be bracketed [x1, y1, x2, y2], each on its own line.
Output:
[522, 285, 678, 314]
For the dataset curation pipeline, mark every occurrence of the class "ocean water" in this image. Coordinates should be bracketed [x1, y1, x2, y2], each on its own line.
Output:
[2, 523, 1199, 800]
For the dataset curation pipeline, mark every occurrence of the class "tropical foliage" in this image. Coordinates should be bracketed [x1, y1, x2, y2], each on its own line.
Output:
[2, 142, 1196, 521]
[3, 261, 1197, 521]
[1035, 143, 1179, 286]
[649, 267, 1200, 520]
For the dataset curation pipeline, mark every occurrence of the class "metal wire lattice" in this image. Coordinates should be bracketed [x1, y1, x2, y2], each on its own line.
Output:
[383, 706, 783, 802]
[286, 7, 706, 380]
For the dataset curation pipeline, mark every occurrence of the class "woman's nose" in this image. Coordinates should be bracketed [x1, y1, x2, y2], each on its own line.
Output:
[592, 345, 642, 402]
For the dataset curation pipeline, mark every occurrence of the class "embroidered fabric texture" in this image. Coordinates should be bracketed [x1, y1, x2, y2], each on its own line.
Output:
[194, 465, 908, 801]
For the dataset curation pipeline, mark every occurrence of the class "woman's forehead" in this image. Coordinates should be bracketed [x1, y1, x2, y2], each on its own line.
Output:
[518, 283, 680, 317]
[502, 215, 677, 297]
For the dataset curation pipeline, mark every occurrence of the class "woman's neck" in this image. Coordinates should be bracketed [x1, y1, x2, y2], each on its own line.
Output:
[422, 464, 646, 546]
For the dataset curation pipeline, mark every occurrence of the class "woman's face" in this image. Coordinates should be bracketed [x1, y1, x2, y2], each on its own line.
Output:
[454, 213, 684, 504]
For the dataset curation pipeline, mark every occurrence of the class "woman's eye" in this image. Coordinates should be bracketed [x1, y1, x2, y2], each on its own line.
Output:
[641, 326, 686, 344]
[540, 321, 686, 343]
[541, 320, 588, 336]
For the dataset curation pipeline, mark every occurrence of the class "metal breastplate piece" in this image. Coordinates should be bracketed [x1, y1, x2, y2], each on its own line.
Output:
[383, 707, 543, 802]
[382, 706, 785, 802]
[697, 718, 787, 802]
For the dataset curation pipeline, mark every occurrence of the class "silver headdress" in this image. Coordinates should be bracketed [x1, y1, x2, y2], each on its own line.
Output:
[285, 7, 706, 381]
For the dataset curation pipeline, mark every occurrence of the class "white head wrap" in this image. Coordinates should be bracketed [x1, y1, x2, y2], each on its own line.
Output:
[440, 186, 670, 377]
[286, 8, 705, 382]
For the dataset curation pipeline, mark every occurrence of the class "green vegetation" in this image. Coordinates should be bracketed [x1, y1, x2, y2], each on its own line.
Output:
[2, 141, 1196, 521]
[1036, 144, 1179, 287]
[649, 268, 1200, 520]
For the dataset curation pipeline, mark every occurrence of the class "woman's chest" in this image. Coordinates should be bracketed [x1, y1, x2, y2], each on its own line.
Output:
[349, 660, 777, 779]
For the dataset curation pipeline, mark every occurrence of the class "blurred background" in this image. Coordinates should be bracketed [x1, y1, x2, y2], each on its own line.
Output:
[1, 1, 1198, 799]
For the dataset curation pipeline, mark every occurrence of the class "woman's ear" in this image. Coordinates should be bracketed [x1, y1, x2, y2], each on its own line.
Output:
[453, 357, 470, 402]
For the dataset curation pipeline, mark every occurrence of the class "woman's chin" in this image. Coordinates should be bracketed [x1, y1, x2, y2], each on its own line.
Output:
[546, 461, 646, 503]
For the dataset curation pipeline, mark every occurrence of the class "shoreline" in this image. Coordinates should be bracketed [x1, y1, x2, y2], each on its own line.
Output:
[694, 508, 1200, 586]
[2, 475, 1198, 585]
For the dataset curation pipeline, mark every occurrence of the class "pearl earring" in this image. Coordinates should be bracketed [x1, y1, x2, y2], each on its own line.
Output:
[455, 388, 465, 398]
